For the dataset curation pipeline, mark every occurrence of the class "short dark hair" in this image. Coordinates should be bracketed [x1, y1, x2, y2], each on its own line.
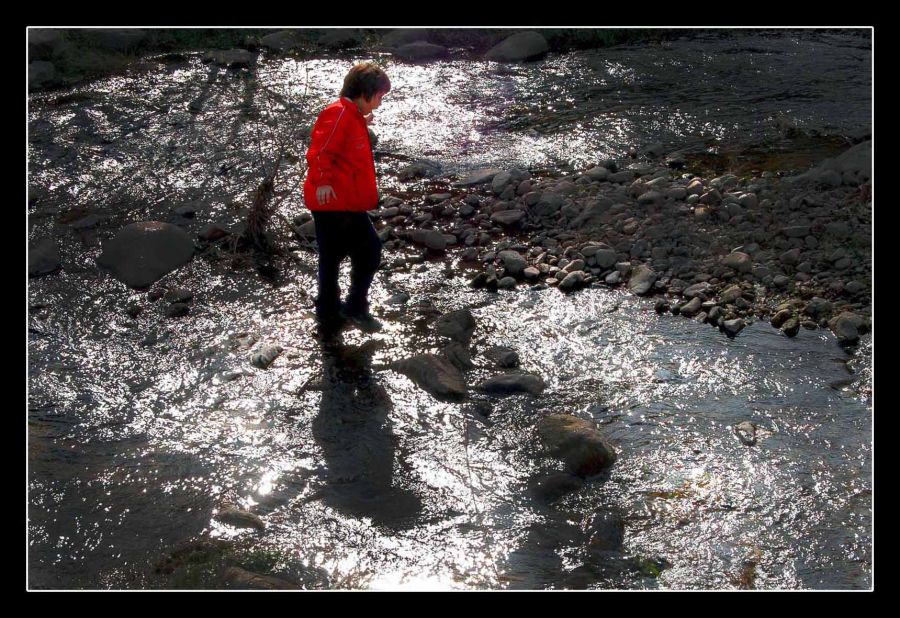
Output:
[340, 62, 391, 100]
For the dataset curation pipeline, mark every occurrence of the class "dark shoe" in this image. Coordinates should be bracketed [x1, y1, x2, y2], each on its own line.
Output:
[340, 306, 383, 333]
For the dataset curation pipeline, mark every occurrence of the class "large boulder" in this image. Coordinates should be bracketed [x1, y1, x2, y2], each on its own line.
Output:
[260, 30, 302, 52]
[382, 28, 432, 48]
[828, 312, 868, 345]
[82, 29, 147, 52]
[29, 29, 70, 60]
[790, 141, 871, 187]
[318, 30, 362, 49]
[29, 61, 56, 90]
[389, 354, 467, 401]
[491, 209, 526, 227]
[409, 229, 448, 252]
[96, 221, 195, 288]
[394, 41, 449, 62]
[28, 238, 61, 277]
[480, 373, 546, 396]
[485, 31, 549, 62]
[434, 309, 476, 345]
[538, 414, 617, 477]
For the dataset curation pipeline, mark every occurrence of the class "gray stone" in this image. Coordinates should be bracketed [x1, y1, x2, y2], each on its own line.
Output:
[97, 221, 195, 288]
[637, 190, 665, 206]
[722, 252, 752, 273]
[537, 414, 617, 477]
[679, 297, 703, 317]
[318, 30, 362, 49]
[722, 318, 746, 337]
[409, 229, 448, 252]
[483, 346, 520, 368]
[585, 166, 610, 182]
[558, 270, 586, 292]
[385, 292, 410, 305]
[683, 282, 712, 299]
[608, 171, 635, 184]
[435, 309, 476, 345]
[484, 31, 549, 62]
[628, 265, 657, 296]
[260, 30, 302, 51]
[251, 345, 283, 369]
[491, 209, 526, 226]
[398, 161, 441, 181]
[454, 168, 503, 187]
[29, 238, 61, 277]
[390, 354, 467, 401]
[804, 297, 833, 320]
[498, 250, 527, 277]
[523, 266, 540, 280]
[828, 312, 867, 345]
[216, 506, 265, 531]
[783, 225, 810, 238]
[584, 512, 625, 551]
[498, 276, 517, 289]
[480, 373, 546, 396]
[593, 249, 618, 269]
[444, 342, 474, 371]
[29, 61, 55, 90]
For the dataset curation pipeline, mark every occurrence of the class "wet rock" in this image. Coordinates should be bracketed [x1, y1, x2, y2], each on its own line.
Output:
[398, 161, 441, 181]
[530, 473, 584, 504]
[683, 282, 712, 299]
[216, 506, 265, 531]
[484, 31, 549, 62]
[771, 309, 793, 329]
[721, 285, 743, 304]
[126, 303, 142, 318]
[498, 276, 517, 290]
[83, 28, 147, 52]
[523, 266, 540, 280]
[203, 49, 257, 68]
[480, 373, 546, 396]
[164, 288, 194, 304]
[491, 209, 526, 226]
[250, 345, 283, 369]
[97, 221, 195, 288]
[828, 312, 867, 345]
[583, 512, 625, 551]
[679, 297, 703, 318]
[654, 299, 670, 314]
[637, 190, 665, 206]
[733, 421, 757, 446]
[804, 297, 833, 320]
[781, 317, 800, 337]
[444, 342, 474, 371]
[28, 238, 61, 277]
[628, 265, 657, 296]
[722, 318, 746, 337]
[585, 166, 609, 182]
[498, 250, 527, 277]
[782, 225, 810, 238]
[608, 170, 635, 184]
[722, 252, 752, 274]
[390, 354, 467, 401]
[454, 168, 502, 187]
[558, 270, 586, 293]
[382, 28, 432, 47]
[394, 41, 449, 61]
[199, 223, 232, 242]
[435, 309, 476, 345]
[165, 302, 190, 318]
[483, 346, 520, 368]
[224, 567, 301, 590]
[29, 61, 56, 90]
[409, 229, 448, 252]
[538, 414, 617, 477]
[260, 29, 302, 51]
[318, 29, 362, 49]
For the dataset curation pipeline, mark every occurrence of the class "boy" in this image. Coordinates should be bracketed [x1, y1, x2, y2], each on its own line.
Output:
[304, 62, 390, 334]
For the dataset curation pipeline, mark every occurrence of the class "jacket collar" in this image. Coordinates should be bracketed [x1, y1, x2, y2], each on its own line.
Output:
[339, 97, 365, 119]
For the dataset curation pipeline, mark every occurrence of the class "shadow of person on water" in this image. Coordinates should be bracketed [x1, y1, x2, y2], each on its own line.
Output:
[311, 334, 422, 529]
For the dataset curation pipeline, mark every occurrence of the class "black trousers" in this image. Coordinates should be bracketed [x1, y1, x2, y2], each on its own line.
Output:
[312, 211, 382, 316]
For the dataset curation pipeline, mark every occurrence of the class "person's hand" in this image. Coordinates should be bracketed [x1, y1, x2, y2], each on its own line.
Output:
[364, 112, 374, 126]
[317, 185, 337, 206]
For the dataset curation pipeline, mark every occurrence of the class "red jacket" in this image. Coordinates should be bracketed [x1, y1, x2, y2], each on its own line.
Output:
[303, 98, 378, 212]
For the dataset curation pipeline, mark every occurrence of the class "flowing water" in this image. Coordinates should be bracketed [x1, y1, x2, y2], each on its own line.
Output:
[28, 29, 872, 590]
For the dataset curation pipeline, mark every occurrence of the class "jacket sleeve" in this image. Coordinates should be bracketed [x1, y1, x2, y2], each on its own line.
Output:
[306, 105, 348, 187]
